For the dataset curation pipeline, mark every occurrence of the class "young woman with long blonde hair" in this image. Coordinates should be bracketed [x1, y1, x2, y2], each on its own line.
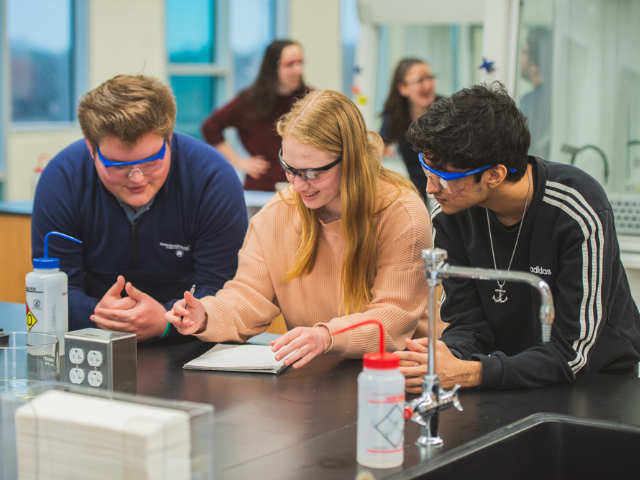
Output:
[166, 90, 431, 369]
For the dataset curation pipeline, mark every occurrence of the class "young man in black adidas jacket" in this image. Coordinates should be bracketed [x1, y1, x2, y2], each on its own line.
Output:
[398, 81, 640, 390]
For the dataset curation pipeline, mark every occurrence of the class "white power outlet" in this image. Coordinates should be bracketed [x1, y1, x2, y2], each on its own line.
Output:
[87, 370, 103, 387]
[69, 348, 85, 365]
[69, 368, 85, 384]
[87, 350, 103, 367]
[65, 329, 136, 393]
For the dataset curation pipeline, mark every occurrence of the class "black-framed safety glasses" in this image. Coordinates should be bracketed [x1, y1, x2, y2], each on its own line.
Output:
[278, 148, 342, 182]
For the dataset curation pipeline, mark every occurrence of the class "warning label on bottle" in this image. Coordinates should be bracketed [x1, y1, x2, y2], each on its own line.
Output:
[26, 306, 38, 331]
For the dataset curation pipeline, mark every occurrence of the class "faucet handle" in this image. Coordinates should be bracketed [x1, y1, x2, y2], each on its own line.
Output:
[439, 384, 463, 412]
[405, 393, 436, 427]
[404, 406, 414, 420]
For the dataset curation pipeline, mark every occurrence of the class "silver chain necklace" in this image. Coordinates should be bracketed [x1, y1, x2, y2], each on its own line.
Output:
[486, 170, 531, 303]
[322, 207, 341, 222]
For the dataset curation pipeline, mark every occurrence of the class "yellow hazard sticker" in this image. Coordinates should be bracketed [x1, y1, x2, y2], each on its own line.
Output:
[355, 94, 368, 105]
[26, 306, 38, 331]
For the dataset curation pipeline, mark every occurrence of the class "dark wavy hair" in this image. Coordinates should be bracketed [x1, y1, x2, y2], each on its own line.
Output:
[407, 81, 530, 183]
[239, 39, 307, 120]
[381, 58, 425, 141]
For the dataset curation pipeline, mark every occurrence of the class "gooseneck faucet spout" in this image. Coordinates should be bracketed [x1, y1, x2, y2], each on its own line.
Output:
[437, 263, 555, 342]
[405, 248, 555, 447]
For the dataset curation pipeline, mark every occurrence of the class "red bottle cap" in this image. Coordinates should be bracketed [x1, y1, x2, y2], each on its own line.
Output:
[363, 352, 400, 370]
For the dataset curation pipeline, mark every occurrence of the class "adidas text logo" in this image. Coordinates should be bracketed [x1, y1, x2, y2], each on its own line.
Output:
[530, 266, 552, 275]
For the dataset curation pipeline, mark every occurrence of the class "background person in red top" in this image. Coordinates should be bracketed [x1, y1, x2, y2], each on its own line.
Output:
[202, 39, 310, 191]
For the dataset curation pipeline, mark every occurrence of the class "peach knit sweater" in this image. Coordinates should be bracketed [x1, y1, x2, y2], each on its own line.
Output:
[197, 183, 431, 357]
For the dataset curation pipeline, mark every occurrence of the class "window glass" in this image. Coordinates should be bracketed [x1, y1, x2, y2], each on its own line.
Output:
[341, 0, 361, 97]
[515, 0, 640, 238]
[230, 0, 275, 93]
[8, 0, 73, 122]
[167, 0, 215, 63]
[514, 0, 553, 160]
[170, 76, 216, 139]
[0, 10, 4, 177]
[166, 0, 277, 142]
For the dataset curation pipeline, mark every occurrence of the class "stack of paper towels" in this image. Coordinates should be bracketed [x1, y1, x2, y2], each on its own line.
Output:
[15, 390, 191, 480]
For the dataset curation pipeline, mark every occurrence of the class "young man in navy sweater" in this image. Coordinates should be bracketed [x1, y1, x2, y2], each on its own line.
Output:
[399, 82, 640, 390]
[32, 75, 248, 342]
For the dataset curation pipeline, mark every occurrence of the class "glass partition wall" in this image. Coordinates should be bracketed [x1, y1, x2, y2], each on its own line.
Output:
[375, 24, 484, 125]
[373, 22, 483, 196]
[515, 0, 640, 241]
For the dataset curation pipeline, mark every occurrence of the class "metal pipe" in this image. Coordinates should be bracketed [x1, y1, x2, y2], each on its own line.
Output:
[407, 249, 556, 448]
[422, 249, 447, 379]
[437, 263, 555, 341]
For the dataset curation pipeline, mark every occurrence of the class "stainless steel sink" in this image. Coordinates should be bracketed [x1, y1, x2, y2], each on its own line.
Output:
[407, 413, 640, 480]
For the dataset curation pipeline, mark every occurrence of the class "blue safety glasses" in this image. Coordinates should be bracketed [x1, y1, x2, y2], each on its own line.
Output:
[418, 153, 491, 180]
[418, 153, 516, 180]
[97, 139, 167, 168]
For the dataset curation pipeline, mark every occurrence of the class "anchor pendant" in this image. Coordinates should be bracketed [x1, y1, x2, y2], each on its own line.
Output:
[493, 286, 508, 303]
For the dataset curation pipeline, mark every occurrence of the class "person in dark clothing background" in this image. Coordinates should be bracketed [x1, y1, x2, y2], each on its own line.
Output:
[397, 81, 640, 391]
[202, 39, 311, 191]
[380, 58, 443, 196]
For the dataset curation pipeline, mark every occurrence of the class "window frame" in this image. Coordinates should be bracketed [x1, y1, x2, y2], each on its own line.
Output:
[166, 0, 230, 123]
[166, 0, 288, 138]
[0, 0, 6, 182]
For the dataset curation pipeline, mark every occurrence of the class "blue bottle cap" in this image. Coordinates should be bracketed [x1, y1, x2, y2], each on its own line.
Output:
[33, 257, 60, 269]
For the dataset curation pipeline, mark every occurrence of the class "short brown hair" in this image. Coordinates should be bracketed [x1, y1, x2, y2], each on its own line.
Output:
[78, 75, 177, 150]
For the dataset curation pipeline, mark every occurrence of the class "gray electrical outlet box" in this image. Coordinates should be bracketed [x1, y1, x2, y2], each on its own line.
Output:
[64, 329, 136, 393]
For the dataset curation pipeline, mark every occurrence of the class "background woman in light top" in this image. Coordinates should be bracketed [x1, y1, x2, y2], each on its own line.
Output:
[380, 58, 442, 196]
[167, 90, 431, 369]
[201, 39, 310, 191]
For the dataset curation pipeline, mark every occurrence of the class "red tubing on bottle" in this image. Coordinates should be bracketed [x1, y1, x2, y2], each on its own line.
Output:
[331, 319, 400, 370]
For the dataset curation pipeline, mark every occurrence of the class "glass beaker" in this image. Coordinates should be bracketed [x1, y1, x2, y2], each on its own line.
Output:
[0, 332, 59, 392]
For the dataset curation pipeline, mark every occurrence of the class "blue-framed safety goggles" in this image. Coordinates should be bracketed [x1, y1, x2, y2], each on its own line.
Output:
[418, 152, 515, 180]
[96, 139, 167, 167]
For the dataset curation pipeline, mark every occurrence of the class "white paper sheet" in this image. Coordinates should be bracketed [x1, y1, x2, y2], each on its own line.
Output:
[183, 342, 291, 374]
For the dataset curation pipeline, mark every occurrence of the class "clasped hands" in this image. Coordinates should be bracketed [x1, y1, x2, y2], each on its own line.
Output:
[165, 290, 329, 369]
[91, 275, 167, 342]
[396, 337, 483, 393]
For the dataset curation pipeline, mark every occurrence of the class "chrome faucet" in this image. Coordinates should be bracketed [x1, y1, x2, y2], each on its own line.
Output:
[405, 248, 555, 446]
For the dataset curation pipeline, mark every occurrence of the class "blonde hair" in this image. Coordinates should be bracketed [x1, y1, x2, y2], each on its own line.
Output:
[276, 90, 417, 314]
[77, 75, 176, 150]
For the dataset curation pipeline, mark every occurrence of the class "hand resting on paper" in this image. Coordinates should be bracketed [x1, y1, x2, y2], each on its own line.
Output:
[165, 289, 208, 335]
[269, 326, 328, 369]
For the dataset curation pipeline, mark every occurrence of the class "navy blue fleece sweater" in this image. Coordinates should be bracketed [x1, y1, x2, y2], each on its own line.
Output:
[32, 132, 248, 340]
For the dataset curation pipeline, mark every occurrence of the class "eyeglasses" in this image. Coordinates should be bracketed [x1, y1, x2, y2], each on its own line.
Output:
[278, 58, 304, 69]
[418, 153, 516, 193]
[279, 148, 341, 182]
[96, 139, 167, 179]
[405, 74, 437, 86]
